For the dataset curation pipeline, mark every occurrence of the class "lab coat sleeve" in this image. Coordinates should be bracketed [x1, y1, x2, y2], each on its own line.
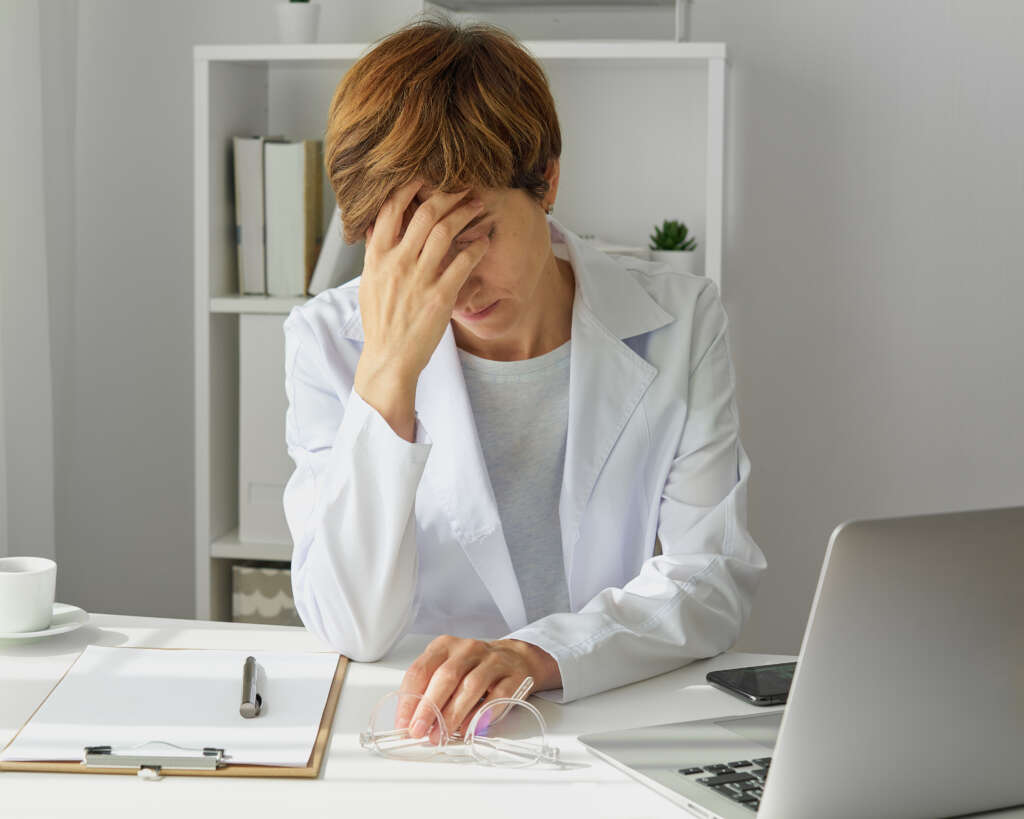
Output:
[282, 308, 432, 662]
[502, 281, 767, 703]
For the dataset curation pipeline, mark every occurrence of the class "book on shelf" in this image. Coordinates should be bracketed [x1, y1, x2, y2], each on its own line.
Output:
[238, 314, 295, 546]
[265, 139, 323, 297]
[577, 233, 651, 260]
[308, 202, 364, 295]
[232, 135, 285, 295]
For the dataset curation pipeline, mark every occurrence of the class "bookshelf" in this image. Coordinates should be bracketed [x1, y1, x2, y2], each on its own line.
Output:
[209, 295, 307, 314]
[193, 40, 728, 621]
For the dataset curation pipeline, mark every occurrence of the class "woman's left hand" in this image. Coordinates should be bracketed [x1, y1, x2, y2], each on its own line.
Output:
[396, 636, 561, 744]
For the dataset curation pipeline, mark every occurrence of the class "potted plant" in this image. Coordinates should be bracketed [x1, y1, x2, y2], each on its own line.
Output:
[276, 0, 320, 44]
[649, 219, 698, 275]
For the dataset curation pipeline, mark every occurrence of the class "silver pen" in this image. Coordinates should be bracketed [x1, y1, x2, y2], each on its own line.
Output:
[240, 655, 264, 718]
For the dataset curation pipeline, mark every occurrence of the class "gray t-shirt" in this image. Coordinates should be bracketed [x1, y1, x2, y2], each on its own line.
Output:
[457, 339, 572, 624]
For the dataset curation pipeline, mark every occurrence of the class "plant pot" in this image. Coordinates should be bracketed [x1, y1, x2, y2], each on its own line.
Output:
[650, 249, 697, 276]
[275, 2, 320, 44]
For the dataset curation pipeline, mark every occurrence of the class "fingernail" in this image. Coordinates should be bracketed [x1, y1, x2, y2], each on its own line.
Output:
[410, 718, 429, 738]
[469, 198, 484, 209]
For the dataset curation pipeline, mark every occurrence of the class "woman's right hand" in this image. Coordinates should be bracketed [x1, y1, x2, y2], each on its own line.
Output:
[352, 179, 490, 440]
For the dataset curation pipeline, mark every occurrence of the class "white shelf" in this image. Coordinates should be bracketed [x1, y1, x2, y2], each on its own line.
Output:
[210, 295, 308, 314]
[194, 40, 724, 67]
[211, 528, 292, 562]
[431, 0, 675, 7]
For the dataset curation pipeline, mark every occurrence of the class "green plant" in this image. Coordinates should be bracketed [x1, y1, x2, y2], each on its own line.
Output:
[649, 219, 697, 251]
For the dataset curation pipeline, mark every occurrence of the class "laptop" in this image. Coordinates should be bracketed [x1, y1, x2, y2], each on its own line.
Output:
[578, 505, 1024, 818]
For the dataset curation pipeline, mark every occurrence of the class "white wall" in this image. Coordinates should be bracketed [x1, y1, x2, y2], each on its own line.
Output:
[40, 0, 81, 577]
[26, 1, 1024, 648]
[1, 0, 59, 563]
[697, 1, 1024, 653]
[54, 0, 421, 616]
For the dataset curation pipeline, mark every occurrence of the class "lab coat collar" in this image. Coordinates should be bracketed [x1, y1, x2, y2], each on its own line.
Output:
[341, 215, 675, 631]
[547, 215, 674, 340]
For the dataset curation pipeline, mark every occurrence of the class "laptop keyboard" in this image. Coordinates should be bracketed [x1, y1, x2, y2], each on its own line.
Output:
[678, 757, 772, 812]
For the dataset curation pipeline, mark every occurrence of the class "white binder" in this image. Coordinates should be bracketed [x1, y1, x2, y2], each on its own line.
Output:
[239, 313, 293, 545]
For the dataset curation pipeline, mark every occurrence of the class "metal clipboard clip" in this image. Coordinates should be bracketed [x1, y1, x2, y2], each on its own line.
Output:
[83, 741, 227, 779]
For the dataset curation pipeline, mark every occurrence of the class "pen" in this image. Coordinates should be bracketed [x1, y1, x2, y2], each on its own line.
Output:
[490, 675, 534, 726]
[450, 675, 534, 739]
[240, 655, 264, 718]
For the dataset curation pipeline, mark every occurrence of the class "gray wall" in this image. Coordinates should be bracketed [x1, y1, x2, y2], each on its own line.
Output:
[700, 1, 1024, 652]
[45, 2, 1024, 652]
[2, 0, 60, 563]
[54, 0, 417, 616]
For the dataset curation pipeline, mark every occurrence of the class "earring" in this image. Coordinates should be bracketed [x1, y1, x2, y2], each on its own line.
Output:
[545, 202, 554, 214]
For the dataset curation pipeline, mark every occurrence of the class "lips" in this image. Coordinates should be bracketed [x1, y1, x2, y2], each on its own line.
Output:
[462, 300, 499, 320]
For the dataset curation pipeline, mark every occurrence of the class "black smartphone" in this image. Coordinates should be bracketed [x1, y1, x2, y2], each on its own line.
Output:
[706, 661, 796, 706]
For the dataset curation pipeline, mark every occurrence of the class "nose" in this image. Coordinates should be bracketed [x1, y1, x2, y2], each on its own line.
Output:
[455, 275, 483, 305]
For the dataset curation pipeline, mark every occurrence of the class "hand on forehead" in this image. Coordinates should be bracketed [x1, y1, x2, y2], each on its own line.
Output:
[414, 180, 481, 202]
[402, 181, 495, 236]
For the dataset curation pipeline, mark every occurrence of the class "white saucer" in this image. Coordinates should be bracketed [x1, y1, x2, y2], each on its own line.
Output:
[0, 603, 90, 640]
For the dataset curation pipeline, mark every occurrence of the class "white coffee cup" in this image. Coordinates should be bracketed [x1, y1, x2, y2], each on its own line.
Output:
[0, 556, 57, 633]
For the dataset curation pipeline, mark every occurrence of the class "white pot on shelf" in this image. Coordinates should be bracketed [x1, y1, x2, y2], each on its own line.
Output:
[275, 2, 320, 44]
[650, 249, 697, 276]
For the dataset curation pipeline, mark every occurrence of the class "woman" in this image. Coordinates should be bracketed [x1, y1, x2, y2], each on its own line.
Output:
[283, 18, 766, 743]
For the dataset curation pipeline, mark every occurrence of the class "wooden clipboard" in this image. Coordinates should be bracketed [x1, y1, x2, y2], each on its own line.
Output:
[0, 647, 349, 779]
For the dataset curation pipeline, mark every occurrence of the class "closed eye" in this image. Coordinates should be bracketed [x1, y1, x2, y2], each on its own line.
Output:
[455, 224, 496, 245]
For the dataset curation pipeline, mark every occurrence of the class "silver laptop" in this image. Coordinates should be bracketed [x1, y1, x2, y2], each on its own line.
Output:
[578, 505, 1024, 818]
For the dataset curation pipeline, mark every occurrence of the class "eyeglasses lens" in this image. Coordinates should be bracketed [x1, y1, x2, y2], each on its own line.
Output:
[365, 691, 448, 761]
[467, 699, 546, 768]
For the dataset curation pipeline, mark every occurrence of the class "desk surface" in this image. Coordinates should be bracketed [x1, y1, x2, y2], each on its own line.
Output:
[1, 614, 1020, 819]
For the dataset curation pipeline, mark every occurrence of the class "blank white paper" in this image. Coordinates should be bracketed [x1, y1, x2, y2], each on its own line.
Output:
[0, 645, 340, 766]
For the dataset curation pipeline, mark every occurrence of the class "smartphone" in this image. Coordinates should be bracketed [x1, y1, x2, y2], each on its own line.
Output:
[706, 661, 796, 706]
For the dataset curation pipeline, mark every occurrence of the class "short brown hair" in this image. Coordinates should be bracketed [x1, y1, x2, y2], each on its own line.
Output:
[324, 16, 562, 245]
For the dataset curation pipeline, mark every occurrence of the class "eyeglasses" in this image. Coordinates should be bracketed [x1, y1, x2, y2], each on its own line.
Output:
[359, 675, 561, 767]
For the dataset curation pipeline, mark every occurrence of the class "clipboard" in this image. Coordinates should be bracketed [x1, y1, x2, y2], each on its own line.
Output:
[0, 646, 349, 779]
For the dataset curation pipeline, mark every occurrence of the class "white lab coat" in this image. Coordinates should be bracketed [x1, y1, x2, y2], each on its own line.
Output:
[282, 215, 766, 703]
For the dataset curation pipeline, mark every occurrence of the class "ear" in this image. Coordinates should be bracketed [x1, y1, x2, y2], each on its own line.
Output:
[543, 157, 560, 200]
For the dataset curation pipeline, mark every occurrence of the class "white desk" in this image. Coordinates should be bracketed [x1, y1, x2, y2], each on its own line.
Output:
[1, 614, 1020, 819]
